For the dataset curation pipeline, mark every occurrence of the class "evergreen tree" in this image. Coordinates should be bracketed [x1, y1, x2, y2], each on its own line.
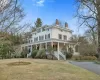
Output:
[35, 18, 42, 28]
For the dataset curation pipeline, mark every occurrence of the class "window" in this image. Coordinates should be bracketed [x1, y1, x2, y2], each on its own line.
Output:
[37, 29, 41, 33]
[31, 40, 33, 43]
[34, 37, 38, 42]
[39, 36, 44, 41]
[63, 35, 67, 40]
[75, 45, 79, 52]
[39, 36, 41, 41]
[45, 34, 50, 40]
[48, 34, 50, 39]
[28, 40, 30, 43]
[45, 35, 47, 39]
[41, 36, 44, 40]
[58, 34, 62, 39]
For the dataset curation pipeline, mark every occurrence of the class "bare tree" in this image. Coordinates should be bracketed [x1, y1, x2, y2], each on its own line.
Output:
[0, 0, 25, 32]
[76, 0, 100, 60]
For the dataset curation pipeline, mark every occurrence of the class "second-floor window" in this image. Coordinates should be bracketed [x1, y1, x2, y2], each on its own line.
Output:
[45, 35, 47, 39]
[45, 34, 50, 39]
[58, 34, 62, 40]
[39, 36, 41, 41]
[39, 36, 44, 41]
[63, 35, 67, 40]
[48, 34, 50, 39]
[34, 37, 38, 42]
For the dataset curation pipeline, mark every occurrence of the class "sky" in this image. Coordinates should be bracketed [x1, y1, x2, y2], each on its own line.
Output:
[21, 0, 85, 35]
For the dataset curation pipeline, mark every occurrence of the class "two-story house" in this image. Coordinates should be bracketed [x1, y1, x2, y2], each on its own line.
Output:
[21, 19, 79, 60]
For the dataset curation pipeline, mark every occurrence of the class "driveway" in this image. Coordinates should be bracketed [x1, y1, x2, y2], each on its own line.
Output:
[69, 61, 100, 75]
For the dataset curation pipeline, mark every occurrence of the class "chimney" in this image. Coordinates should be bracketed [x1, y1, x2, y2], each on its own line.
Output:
[55, 19, 59, 26]
[65, 22, 68, 28]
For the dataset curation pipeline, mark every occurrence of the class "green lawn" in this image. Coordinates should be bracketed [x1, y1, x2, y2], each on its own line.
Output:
[0, 59, 100, 80]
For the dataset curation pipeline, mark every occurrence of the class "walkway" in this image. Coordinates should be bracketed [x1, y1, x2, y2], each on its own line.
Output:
[69, 61, 100, 75]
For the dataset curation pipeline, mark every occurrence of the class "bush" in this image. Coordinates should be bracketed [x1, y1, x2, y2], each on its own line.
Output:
[95, 54, 99, 58]
[72, 56, 97, 61]
[79, 44, 96, 56]
[35, 49, 46, 59]
[31, 50, 38, 58]
[66, 52, 73, 59]
[20, 52, 27, 58]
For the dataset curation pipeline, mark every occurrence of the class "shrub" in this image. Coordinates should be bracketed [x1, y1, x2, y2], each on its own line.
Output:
[41, 49, 46, 58]
[95, 54, 99, 58]
[61, 46, 73, 59]
[35, 49, 46, 59]
[31, 50, 38, 58]
[20, 52, 27, 58]
[79, 44, 96, 56]
[72, 56, 97, 61]
[66, 52, 73, 59]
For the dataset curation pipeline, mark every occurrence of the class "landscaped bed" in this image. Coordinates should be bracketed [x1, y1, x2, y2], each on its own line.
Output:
[0, 59, 100, 80]
[7, 61, 31, 66]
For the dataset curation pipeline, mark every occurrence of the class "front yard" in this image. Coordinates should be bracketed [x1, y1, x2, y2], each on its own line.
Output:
[0, 59, 100, 80]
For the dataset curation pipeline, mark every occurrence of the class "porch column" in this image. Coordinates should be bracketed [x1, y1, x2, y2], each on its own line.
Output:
[57, 42, 60, 60]
[51, 42, 53, 47]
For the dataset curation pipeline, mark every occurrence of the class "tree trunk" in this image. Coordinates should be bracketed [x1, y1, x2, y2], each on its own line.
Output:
[96, 0, 100, 60]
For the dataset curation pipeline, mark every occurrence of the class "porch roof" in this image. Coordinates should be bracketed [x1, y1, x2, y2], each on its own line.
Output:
[21, 38, 77, 47]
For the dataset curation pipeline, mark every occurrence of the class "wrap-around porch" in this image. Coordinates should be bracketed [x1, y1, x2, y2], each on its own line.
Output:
[21, 40, 78, 60]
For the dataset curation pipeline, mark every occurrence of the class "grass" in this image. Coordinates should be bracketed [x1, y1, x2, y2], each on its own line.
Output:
[0, 59, 100, 80]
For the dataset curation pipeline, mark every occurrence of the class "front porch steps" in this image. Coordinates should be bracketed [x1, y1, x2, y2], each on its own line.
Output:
[54, 51, 66, 60]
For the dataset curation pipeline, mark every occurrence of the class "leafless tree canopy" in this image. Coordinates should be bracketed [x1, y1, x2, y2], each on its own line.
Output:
[76, 0, 100, 59]
[0, 0, 25, 33]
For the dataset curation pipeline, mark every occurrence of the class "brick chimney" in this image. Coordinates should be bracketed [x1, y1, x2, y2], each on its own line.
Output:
[65, 22, 68, 28]
[55, 19, 59, 26]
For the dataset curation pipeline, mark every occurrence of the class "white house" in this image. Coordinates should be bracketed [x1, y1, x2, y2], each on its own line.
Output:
[21, 19, 79, 60]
